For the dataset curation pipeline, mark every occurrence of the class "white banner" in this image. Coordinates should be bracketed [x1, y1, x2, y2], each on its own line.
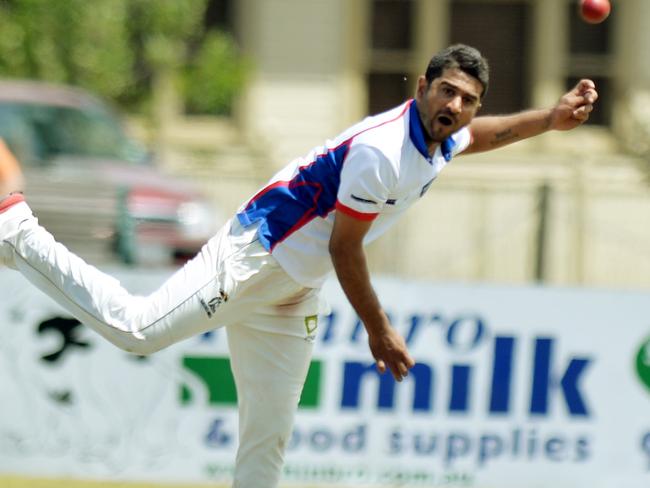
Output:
[1, 269, 649, 487]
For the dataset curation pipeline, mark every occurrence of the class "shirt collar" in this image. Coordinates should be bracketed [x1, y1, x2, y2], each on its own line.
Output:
[408, 99, 458, 163]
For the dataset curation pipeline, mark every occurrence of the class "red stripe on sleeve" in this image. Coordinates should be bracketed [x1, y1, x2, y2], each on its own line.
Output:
[335, 201, 379, 221]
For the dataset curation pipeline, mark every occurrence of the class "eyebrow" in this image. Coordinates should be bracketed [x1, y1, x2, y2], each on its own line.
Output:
[440, 81, 480, 103]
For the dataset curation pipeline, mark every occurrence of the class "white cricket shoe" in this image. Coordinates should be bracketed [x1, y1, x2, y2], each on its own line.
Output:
[0, 193, 35, 268]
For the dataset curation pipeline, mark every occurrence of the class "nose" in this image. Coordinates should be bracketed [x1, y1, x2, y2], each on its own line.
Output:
[447, 95, 462, 114]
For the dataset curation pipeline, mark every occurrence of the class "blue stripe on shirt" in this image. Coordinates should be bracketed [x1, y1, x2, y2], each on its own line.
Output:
[237, 141, 352, 250]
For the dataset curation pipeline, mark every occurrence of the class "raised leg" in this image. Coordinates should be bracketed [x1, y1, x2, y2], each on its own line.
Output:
[1, 201, 305, 355]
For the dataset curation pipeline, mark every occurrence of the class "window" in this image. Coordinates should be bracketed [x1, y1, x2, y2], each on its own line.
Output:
[450, 0, 530, 115]
[371, 0, 413, 50]
[367, 73, 413, 116]
[367, 0, 415, 115]
[204, 0, 235, 33]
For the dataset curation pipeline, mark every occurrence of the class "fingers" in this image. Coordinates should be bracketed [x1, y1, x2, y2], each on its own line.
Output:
[375, 358, 404, 381]
[397, 361, 409, 377]
[572, 103, 593, 121]
[571, 79, 598, 105]
[376, 359, 386, 374]
[405, 354, 415, 370]
[574, 78, 595, 93]
[377, 355, 415, 382]
[369, 328, 415, 381]
[583, 88, 598, 104]
[388, 362, 408, 382]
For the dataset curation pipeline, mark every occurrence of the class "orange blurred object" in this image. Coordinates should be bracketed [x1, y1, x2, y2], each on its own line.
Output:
[0, 138, 24, 195]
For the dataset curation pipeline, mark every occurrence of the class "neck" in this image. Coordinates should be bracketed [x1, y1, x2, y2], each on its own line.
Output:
[416, 112, 438, 156]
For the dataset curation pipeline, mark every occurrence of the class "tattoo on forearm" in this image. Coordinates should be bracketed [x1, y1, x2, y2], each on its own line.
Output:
[490, 128, 519, 146]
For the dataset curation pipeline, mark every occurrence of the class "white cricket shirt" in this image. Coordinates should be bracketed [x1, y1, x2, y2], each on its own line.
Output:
[237, 99, 472, 288]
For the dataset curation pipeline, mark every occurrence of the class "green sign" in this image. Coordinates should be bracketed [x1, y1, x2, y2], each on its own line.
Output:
[635, 337, 650, 392]
[181, 356, 322, 408]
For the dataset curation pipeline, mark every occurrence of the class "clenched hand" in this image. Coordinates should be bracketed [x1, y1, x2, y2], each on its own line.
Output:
[550, 79, 599, 131]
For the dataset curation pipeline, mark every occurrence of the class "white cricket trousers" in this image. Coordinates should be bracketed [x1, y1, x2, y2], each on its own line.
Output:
[2, 208, 317, 488]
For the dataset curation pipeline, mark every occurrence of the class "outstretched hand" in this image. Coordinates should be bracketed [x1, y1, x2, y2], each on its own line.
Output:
[550, 79, 598, 131]
[368, 325, 415, 381]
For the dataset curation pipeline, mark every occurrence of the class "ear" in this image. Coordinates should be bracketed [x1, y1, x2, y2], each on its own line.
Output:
[415, 75, 428, 100]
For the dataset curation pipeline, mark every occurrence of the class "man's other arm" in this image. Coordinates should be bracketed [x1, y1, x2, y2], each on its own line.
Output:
[464, 79, 598, 154]
[329, 211, 414, 381]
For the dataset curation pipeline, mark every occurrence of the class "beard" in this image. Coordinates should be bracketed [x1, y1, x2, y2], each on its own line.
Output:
[417, 105, 464, 146]
[419, 108, 459, 144]
[429, 115, 457, 142]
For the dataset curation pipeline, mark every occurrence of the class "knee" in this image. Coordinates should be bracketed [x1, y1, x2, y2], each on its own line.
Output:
[125, 338, 165, 356]
[239, 393, 298, 446]
[108, 331, 166, 356]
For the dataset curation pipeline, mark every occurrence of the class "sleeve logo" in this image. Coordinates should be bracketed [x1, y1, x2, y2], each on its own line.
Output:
[350, 194, 378, 205]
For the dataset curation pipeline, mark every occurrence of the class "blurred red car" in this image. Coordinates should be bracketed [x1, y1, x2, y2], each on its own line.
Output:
[0, 79, 220, 266]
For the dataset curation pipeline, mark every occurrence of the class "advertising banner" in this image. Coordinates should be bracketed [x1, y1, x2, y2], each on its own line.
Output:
[1, 269, 649, 487]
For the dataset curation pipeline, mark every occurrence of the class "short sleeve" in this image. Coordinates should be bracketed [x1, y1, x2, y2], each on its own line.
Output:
[336, 144, 396, 221]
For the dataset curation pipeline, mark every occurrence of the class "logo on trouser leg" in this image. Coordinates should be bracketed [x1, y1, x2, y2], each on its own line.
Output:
[304, 315, 318, 341]
[200, 290, 229, 318]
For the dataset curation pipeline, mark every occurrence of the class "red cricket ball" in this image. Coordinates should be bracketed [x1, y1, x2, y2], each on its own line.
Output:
[579, 0, 611, 24]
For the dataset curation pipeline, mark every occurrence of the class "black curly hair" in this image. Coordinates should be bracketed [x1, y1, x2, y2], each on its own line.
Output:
[425, 44, 490, 97]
